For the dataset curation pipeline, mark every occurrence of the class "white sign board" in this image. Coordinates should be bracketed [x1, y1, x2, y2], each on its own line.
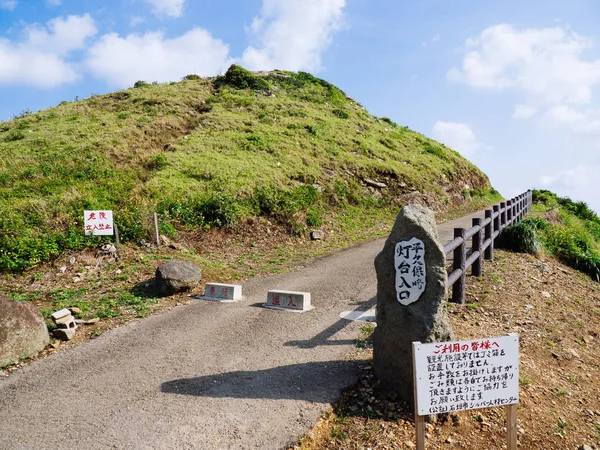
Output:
[84, 210, 114, 236]
[413, 334, 519, 416]
[395, 237, 426, 305]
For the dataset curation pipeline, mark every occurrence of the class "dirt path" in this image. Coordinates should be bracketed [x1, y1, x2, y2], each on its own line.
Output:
[0, 209, 489, 450]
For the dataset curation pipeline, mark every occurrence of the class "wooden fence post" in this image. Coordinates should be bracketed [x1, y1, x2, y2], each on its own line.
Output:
[484, 209, 493, 261]
[472, 218, 482, 277]
[452, 228, 467, 304]
[500, 202, 506, 229]
[506, 199, 513, 226]
[493, 205, 500, 237]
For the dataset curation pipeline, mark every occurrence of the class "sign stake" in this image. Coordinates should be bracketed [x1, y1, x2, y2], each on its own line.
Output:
[153, 212, 160, 246]
[114, 223, 120, 251]
[412, 341, 425, 450]
[507, 403, 518, 450]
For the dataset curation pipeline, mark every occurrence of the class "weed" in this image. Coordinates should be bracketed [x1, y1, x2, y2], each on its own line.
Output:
[519, 377, 532, 386]
[551, 388, 569, 398]
[355, 325, 374, 349]
[554, 418, 568, 438]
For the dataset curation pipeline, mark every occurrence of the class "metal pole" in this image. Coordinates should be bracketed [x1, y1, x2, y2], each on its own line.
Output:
[154, 212, 160, 246]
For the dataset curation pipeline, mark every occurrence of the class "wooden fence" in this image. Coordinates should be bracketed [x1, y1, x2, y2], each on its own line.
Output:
[444, 190, 533, 304]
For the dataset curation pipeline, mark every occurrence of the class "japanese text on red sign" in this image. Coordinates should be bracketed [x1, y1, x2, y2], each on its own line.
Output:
[84, 210, 114, 236]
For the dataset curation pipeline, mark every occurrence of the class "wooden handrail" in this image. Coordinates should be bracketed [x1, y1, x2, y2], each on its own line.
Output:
[445, 190, 532, 304]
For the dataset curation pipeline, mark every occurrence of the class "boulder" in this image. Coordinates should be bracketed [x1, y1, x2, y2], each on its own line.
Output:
[155, 260, 201, 296]
[0, 295, 50, 368]
[373, 205, 453, 406]
[310, 230, 325, 241]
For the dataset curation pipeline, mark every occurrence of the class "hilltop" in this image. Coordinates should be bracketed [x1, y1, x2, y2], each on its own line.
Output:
[0, 65, 498, 273]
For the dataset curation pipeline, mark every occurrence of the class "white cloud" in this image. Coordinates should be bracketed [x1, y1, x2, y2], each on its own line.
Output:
[242, 0, 346, 72]
[539, 165, 600, 213]
[0, 14, 97, 88]
[130, 16, 145, 27]
[143, 0, 185, 18]
[1, 0, 17, 10]
[85, 28, 229, 87]
[431, 121, 488, 158]
[448, 24, 600, 106]
[513, 104, 537, 119]
[543, 105, 600, 133]
[25, 14, 97, 56]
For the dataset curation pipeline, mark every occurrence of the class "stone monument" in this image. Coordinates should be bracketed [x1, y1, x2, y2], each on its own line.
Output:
[373, 204, 453, 406]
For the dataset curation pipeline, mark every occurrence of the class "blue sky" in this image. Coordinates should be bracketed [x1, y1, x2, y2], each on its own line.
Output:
[2, 0, 600, 213]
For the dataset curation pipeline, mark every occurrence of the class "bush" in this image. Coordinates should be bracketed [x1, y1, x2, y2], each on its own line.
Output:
[133, 81, 150, 88]
[218, 64, 271, 91]
[380, 117, 398, 127]
[183, 74, 201, 80]
[332, 109, 350, 119]
[543, 226, 600, 281]
[3, 129, 25, 142]
[497, 218, 548, 255]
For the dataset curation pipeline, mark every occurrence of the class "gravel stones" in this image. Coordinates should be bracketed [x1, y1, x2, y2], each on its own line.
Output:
[0, 295, 50, 368]
[373, 205, 453, 406]
[155, 260, 201, 296]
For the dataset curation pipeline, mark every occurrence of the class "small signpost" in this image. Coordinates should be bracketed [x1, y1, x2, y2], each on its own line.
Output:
[84, 210, 114, 236]
[412, 334, 519, 449]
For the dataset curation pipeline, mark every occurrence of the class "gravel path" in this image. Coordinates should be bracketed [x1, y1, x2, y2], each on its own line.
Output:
[0, 211, 484, 450]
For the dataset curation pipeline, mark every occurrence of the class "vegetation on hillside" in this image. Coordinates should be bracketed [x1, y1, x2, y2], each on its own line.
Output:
[0, 64, 498, 272]
[498, 190, 600, 281]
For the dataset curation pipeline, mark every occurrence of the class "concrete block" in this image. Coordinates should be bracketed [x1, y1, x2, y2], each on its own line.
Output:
[265, 290, 312, 312]
[53, 328, 75, 341]
[54, 314, 77, 330]
[51, 308, 71, 321]
[196, 283, 244, 302]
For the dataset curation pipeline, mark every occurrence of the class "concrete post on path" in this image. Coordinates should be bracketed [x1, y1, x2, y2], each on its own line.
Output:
[373, 204, 453, 407]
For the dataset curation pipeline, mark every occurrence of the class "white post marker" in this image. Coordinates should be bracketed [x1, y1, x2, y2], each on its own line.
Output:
[84, 210, 114, 236]
[265, 290, 312, 312]
[196, 283, 244, 302]
[412, 334, 519, 450]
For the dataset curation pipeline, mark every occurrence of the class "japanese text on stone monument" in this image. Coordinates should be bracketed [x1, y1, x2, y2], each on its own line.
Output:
[394, 237, 426, 305]
[413, 334, 519, 416]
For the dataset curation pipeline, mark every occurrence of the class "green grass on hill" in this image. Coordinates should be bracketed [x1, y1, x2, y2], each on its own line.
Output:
[499, 189, 600, 281]
[0, 65, 498, 272]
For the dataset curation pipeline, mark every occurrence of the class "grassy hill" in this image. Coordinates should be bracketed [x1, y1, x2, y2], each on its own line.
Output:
[499, 190, 600, 281]
[0, 65, 498, 272]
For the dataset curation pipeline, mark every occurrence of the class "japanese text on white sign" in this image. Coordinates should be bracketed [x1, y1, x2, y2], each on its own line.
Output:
[413, 334, 519, 416]
[395, 237, 426, 305]
[84, 210, 114, 236]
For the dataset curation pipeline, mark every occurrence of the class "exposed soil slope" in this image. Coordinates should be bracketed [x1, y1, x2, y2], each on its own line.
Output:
[297, 249, 600, 450]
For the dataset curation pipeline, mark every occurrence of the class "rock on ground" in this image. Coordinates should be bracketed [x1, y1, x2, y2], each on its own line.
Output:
[373, 204, 453, 406]
[0, 295, 49, 368]
[155, 260, 201, 296]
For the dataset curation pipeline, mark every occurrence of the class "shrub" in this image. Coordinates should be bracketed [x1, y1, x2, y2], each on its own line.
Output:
[219, 64, 271, 91]
[3, 129, 25, 142]
[183, 74, 201, 80]
[380, 117, 398, 127]
[133, 80, 150, 88]
[332, 109, 350, 119]
[497, 218, 548, 255]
